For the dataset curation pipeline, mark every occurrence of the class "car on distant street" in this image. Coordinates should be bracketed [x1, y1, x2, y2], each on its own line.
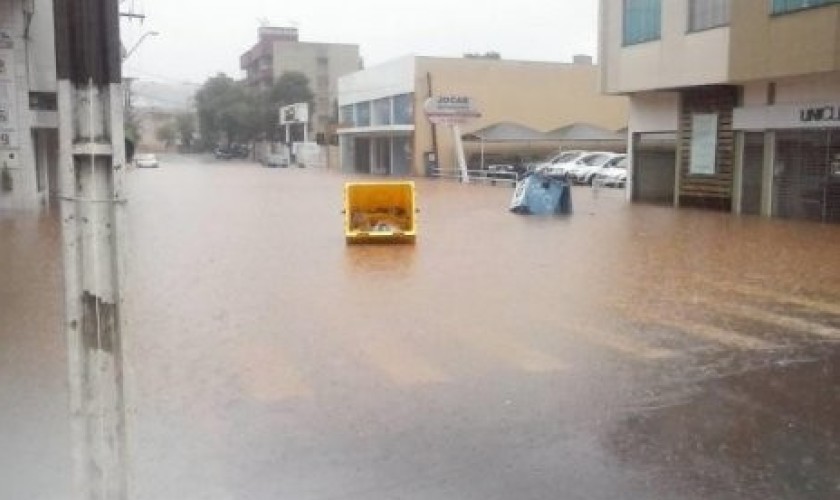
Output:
[566, 152, 624, 185]
[593, 156, 628, 187]
[214, 144, 250, 160]
[486, 163, 528, 180]
[214, 148, 233, 160]
[263, 153, 289, 168]
[535, 151, 585, 177]
[134, 153, 159, 168]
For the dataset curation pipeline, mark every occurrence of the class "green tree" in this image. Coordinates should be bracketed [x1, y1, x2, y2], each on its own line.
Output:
[195, 73, 251, 148]
[195, 71, 315, 149]
[269, 71, 314, 107]
[260, 71, 315, 141]
[156, 121, 177, 147]
[175, 112, 197, 149]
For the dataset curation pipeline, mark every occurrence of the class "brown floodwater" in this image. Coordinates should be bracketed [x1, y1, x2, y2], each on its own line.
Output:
[2, 155, 839, 499]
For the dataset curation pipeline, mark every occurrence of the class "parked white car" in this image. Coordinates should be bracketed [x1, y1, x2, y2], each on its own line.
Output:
[566, 152, 624, 185]
[535, 151, 585, 176]
[593, 156, 628, 187]
[134, 153, 159, 168]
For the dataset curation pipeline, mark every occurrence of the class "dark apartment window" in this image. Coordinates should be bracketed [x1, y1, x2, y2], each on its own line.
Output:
[772, 0, 840, 13]
[623, 0, 662, 45]
[29, 92, 58, 111]
[689, 0, 730, 31]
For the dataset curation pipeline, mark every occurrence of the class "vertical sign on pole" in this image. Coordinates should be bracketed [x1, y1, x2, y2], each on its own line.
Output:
[423, 96, 481, 183]
[280, 102, 309, 165]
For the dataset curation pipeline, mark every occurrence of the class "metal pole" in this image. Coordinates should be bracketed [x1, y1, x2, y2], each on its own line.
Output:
[285, 123, 291, 164]
[453, 124, 469, 184]
[426, 72, 439, 168]
[54, 1, 129, 498]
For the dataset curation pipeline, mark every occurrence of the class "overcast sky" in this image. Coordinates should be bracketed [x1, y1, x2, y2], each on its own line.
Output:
[120, 0, 599, 85]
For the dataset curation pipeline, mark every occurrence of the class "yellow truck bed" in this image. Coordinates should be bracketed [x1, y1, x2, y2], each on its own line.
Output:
[344, 182, 417, 244]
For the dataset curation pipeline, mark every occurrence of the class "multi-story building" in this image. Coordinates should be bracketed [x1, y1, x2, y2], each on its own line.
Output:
[600, 0, 840, 223]
[240, 27, 360, 136]
[337, 55, 628, 176]
[0, 0, 58, 210]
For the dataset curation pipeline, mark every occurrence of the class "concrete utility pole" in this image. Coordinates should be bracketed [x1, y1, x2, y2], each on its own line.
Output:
[54, 1, 130, 499]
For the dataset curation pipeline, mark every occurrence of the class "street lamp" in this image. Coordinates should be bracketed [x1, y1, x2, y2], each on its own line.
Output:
[122, 30, 159, 61]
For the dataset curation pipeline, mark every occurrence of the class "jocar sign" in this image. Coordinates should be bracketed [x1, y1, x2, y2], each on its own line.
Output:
[424, 96, 481, 125]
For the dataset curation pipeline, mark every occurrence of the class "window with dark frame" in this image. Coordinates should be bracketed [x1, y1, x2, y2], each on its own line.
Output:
[623, 0, 662, 45]
[771, 0, 840, 14]
[688, 0, 730, 32]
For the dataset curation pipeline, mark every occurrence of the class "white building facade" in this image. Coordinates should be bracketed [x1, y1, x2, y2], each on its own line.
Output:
[337, 56, 416, 176]
[0, 0, 58, 211]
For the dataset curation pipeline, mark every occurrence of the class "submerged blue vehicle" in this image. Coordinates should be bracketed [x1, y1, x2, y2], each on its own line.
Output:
[510, 173, 573, 215]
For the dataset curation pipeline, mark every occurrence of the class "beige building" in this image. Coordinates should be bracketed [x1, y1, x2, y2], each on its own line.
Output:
[240, 27, 360, 136]
[600, 0, 840, 223]
[337, 55, 628, 176]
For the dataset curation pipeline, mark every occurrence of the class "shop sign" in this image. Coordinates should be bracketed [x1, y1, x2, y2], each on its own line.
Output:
[734, 102, 840, 130]
[0, 54, 18, 150]
[799, 105, 840, 124]
[0, 31, 12, 50]
[424, 95, 481, 125]
[280, 102, 309, 124]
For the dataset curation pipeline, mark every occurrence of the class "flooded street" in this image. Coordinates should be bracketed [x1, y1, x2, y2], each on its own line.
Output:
[3, 154, 840, 499]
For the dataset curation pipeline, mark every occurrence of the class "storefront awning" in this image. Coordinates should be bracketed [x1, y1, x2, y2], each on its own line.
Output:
[462, 122, 552, 143]
[545, 122, 626, 142]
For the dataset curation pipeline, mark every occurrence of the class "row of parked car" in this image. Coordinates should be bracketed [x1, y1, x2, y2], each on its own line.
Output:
[484, 151, 627, 187]
[533, 150, 627, 187]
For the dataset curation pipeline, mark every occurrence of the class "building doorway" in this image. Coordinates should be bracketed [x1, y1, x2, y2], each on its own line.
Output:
[632, 132, 677, 205]
[774, 129, 840, 224]
[372, 137, 391, 175]
[32, 128, 59, 205]
[354, 137, 371, 174]
[741, 132, 764, 216]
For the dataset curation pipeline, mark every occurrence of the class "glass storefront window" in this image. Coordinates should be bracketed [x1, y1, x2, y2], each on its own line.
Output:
[340, 105, 354, 127]
[773, 129, 840, 223]
[372, 98, 391, 126]
[391, 136, 412, 176]
[393, 94, 413, 125]
[355, 102, 371, 127]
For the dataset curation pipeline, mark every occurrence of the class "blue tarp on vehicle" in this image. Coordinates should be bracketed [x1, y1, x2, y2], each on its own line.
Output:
[510, 173, 573, 215]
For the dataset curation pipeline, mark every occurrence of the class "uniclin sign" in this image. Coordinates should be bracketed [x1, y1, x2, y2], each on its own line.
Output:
[800, 105, 840, 124]
[734, 102, 840, 130]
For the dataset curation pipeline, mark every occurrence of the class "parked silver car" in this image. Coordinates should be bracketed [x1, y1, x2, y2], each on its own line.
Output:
[566, 153, 624, 185]
[593, 156, 628, 187]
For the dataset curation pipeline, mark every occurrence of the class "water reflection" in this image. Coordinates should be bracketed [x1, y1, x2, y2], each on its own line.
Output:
[4, 160, 840, 500]
[343, 244, 417, 276]
[605, 352, 840, 499]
